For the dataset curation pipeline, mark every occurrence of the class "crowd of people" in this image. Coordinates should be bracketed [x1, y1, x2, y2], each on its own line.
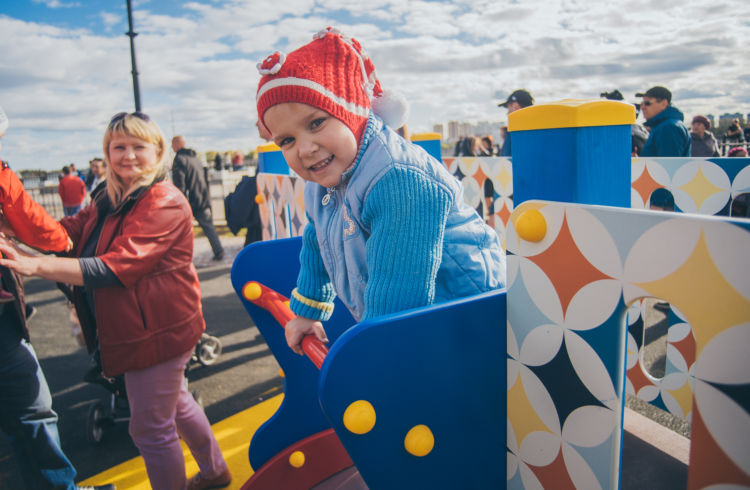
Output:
[451, 85, 750, 160]
[1, 24, 749, 490]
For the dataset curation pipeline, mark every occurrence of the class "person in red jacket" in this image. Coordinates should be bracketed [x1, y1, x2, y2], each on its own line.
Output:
[0, 106, 115, 489]
[0, 112, 230, 490]
[58, 164, 86, 216]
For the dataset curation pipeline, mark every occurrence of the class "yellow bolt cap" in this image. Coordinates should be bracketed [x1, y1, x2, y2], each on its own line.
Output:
[289, 451, 305, 468]
[516, 209, 547, 242]
[255, 194, 264, 204]
[404, 424, 434, 457]
[343, 400, 376, 434]
[242, 282, 262, 301]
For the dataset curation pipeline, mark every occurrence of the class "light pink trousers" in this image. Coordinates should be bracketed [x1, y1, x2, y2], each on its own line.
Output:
[125, 349, 227, 490]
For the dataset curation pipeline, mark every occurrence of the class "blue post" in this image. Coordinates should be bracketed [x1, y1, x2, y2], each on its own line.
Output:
[510, 100, 635, 207]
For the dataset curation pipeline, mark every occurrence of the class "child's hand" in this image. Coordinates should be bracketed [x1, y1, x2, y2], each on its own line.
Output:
[285, 316, 328, 356]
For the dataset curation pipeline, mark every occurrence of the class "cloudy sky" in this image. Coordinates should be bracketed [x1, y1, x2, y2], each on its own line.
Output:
[1, 0, 749, 171]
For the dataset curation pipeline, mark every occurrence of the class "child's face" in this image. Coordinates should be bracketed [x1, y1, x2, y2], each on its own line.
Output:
[264, 103, 357, 189]
[107, 133, 159, 187]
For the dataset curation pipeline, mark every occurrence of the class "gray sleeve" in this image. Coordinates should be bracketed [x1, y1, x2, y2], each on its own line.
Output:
[78, 257, 124, 289]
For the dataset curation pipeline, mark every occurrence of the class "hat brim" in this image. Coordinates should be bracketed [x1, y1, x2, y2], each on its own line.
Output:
[497, 102, 509, 107]
[635, 92, 646, 98]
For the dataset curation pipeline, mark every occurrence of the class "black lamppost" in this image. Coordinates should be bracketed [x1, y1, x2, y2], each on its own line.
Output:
[125, 0, 141, 111]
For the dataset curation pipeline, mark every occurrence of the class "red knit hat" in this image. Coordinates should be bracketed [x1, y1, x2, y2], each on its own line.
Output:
[256, 27, 408, 143]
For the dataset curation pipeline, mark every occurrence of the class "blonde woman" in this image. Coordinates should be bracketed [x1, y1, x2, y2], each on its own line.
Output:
[0, 112, 230, 490]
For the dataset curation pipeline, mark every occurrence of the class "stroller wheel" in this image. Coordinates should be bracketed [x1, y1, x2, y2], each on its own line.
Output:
[87, 401, 112, 444]
[196, 335, 222, 366]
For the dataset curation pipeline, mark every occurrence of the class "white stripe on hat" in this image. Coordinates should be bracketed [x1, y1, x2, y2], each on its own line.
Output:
[257, 77, 370, 118]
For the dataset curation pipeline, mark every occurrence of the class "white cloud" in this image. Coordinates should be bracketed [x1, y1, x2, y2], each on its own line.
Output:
[2, 0, 750, 171]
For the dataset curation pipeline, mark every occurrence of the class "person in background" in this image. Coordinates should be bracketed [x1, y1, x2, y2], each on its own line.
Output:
[728, 146, 748, 157]
[636, 86, 690, 157]
[255, 27, 505, 355]
[724, 118, 745, 155]
[461, 136, 483, 156]
[631, 124, 649, 156]
[499, 126, 508, 156]
[744, 121, 750, 151]
[480, 135, 495, 156]
[690, 115, 720, 157]
[70, 163, 85, 182]
[0, 104, 114, 490]
[453, 136, 465, 156]
[171, 135, 225, 261]
[86, 157, 107, 193]
[231, 151, 243, 171]
[497, 89, 534, 157]
[58, 164, 86, 216]
[0, 112, 230, 490]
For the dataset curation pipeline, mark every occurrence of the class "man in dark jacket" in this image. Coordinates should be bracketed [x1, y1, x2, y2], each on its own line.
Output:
[171, 136, 224, 260]
[636, 86, 691, 157]
[497, 89, 534, 157]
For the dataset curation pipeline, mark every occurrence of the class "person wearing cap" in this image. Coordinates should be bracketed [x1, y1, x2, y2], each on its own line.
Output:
[0, 106, 115, 490]
[497, 89, 534, 157]
[636, 86, 690, 157]
[256, 27, 505, 355]
[690, 115, 720, 157]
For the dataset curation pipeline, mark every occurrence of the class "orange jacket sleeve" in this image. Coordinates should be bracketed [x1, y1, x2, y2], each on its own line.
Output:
[0, 167, 70, 253]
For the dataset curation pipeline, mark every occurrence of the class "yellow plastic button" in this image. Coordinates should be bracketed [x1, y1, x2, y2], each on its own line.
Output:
[255, 194, 264, 204]
[343, 400, 376, 434]
[516, 209, 547, 242]
[404, 424, 434, 457]
[242, 282, 262, 301]
[289, 450, 305, 468]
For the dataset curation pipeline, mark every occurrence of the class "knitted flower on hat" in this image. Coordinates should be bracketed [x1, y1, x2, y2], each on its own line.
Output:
[256, 27, 408, 143]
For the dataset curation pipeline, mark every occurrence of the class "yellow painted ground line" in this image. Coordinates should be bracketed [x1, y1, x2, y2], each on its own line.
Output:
[80, 394, 283, 489]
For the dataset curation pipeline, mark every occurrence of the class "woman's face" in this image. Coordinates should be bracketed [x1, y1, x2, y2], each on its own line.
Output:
[107, 133, 159, 187]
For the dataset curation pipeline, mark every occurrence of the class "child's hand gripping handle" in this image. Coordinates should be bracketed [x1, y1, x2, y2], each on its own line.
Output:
[242, 281, 328, 369]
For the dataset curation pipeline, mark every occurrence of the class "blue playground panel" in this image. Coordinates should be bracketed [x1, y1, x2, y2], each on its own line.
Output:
[232, 238, 508, 488]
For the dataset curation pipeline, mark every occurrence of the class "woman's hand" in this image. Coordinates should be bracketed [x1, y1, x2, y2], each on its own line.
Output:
[0, 236, 39, 276]
[284, 316, 328, 355]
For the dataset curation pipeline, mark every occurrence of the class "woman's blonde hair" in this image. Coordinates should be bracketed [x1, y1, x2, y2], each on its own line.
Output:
[102, 113, 168, 205]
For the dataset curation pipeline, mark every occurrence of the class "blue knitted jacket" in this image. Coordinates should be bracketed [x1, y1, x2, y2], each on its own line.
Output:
[289, 115, 505, 323]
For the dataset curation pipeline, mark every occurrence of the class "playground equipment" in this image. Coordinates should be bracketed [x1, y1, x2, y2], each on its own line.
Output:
[231, 100, 750, 489]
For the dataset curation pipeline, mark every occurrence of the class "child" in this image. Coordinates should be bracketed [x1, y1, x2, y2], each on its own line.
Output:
[0, 105, 71, 302]
[255, 28, 506, 354]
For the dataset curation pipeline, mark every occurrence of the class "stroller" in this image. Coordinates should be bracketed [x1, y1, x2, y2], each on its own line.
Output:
[85, 333, 223, 444]
[60, 280, 224, 444]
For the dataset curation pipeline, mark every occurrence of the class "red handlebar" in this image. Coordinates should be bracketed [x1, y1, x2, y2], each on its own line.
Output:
[242, 281, 328, 369]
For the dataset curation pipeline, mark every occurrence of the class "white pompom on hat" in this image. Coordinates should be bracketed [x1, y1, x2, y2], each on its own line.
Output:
[256, 27, 409, 142]
[0, 105, 8, 134]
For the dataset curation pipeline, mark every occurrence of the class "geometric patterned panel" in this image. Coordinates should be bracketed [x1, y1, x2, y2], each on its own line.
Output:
[443, 156, 750, 425]
[444, 156, 513, 247]
[256, 173, 307, 240]
[507, 201, 750, 489]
